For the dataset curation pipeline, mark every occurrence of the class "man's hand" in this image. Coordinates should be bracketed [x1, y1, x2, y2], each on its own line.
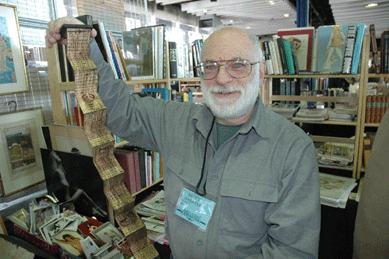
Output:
[46, 17, 97, 49]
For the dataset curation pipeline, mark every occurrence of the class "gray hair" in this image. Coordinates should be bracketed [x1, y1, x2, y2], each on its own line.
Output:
[248, 34, 264, 62]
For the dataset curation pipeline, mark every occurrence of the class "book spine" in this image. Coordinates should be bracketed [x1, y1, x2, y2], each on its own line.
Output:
[382, 31, 389, 74]
[272, 35, 284, 75]
[277, 38, 289, 74]
[269, 41, 280, 75]
[263, 41, 274, 75]
[283, 40, 295, 74]
[311, 29, 319, 72]
[370, 24, 380, 73]
[169, 42, 178, 78]
[289, 41, 299, 74]
[342, 25, 357, 74]
[351, 24, 366, 74]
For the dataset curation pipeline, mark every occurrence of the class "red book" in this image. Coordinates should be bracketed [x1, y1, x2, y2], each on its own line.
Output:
[114, 149, 137, 195]
[133, 151, 141, 192]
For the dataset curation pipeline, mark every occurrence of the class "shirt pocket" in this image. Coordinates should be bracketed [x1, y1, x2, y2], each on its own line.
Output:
[219, 178, 279, 237]
[164, 157, 202, 206]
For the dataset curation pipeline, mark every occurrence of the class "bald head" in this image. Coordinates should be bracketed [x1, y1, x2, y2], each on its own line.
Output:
[201, 27, 263, 63]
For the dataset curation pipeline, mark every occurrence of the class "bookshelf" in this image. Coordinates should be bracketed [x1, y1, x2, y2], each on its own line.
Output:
[263, 35, 372, 179]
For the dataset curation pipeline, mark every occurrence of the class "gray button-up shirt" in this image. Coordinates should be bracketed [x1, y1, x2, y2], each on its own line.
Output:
[91, 41, 320, 259]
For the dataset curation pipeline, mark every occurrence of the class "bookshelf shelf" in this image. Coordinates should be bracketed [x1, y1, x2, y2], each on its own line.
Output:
[264, 74, 361, 79]
[292, 119, 358, 126]
[133, 178, 164, 197]
[127, 79, 169, 84]
[319, 164, 354, 171]
[271, 95, 358, 103]
[367, 73, 389, 78]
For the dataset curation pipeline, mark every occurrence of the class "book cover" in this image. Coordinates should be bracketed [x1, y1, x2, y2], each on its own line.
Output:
[350, 24, 366, 74]
[342, 25, 357, 74]
[122, 26, 155, 80]
[107, 31, 126, 80]
[289, 41, 299, 74]
[133, 151, 141, 192]
[116, 43, 132, 81]
[277, 27, 315, 72]
[316, 25, 350, 74]
[114, 149, 137, 195]
[137, 147, 147, 189]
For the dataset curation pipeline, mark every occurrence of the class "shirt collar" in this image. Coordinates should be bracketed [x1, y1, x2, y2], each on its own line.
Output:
[192, 97, 271, 139]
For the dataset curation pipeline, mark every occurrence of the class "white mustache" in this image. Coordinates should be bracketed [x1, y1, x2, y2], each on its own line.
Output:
[208, 86, 242, 94]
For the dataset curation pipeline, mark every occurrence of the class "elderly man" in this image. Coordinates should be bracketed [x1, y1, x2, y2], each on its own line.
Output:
[47, 18, 320, 258]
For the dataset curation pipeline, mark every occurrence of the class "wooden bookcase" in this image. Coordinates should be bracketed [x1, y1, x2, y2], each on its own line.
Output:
[262, 35, 373, 179]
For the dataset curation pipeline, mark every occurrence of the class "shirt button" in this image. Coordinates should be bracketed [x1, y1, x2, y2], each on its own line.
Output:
[197, 240, 203, 246]
[211, 173, 218, 180]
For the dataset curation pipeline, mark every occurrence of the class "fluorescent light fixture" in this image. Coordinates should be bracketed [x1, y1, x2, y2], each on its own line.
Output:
[365, 3, 378, 7]
[268, 1, 275, 5]
[284, 13, 290, 17]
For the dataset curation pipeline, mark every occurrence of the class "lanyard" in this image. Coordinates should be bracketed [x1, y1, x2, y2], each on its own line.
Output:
[195, 117, 215, 196]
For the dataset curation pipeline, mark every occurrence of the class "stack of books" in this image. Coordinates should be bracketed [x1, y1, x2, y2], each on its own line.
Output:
[292, 108, 328, 122]
[319, 173, 357, 208]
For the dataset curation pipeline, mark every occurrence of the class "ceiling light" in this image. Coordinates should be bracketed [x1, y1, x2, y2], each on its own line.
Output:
[365, 3, 378, 7]
[230, 20, 233, 23]
[203, 9, 208, 13]
[268, 1, 275, 5]
[246, 26, 251, 29]
[284, 13, 290, 17]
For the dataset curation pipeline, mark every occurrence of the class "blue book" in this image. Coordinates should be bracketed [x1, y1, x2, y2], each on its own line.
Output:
[316, 25, 357, 74]
[350, 24, 366, 74]
[141, 88, 170, 100]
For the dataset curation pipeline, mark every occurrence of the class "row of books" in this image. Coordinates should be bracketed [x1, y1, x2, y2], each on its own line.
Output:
[365, 95, 389, 124]
[369, 25, 389, 74]
[264, 24, 366, 75]
[114, 148, 163, 195]
[169, 39, 203, 79]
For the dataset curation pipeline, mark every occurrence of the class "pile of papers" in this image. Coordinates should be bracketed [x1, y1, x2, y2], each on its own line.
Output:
[319, 173, 357, 208]
[267, 103, 300, 119]
[292, 108, 328, 122]
[317, 142, 355, 167]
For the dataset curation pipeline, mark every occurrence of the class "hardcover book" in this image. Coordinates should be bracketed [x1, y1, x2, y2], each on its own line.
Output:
[350, 24, 366, 74]
[169, 41, 178, 78]
[277, 27, 315, 72]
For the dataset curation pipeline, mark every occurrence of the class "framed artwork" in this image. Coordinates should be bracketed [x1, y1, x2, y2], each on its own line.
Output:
[6, 208, 29, 230]
[91, 222, 124, 246]
[0, 4, 29, 95]
[277, 27, 315, 72]
[0, 107, 46, 196]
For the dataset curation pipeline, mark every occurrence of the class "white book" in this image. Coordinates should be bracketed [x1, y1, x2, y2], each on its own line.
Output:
[269, 41, 280, 75]
[96, 21, 118, 79]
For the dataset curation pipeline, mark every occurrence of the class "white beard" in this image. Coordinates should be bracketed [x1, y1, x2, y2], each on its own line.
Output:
[201, 73, 260, 119]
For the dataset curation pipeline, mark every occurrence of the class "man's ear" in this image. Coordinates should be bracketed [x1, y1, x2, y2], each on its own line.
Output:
[259, 60, 266, 86]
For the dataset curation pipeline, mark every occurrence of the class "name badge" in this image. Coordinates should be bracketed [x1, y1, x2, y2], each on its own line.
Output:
[175, 188, 215, 230]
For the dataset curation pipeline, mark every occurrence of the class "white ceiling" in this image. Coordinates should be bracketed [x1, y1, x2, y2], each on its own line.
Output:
[330, 0, 389, 38]
[153, 0, 389, 38]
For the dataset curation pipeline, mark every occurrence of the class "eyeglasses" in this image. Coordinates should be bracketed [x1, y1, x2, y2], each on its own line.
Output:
[195, 59, 260, 80]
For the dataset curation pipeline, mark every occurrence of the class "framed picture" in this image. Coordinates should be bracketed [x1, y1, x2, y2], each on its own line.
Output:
[78, 218, 103, 237]
[0, 107, 46, 196]
[0, 4, 29, 95]
[0, 215, 8, 235]
[6, 208, 29, 230]
[277, 27, 315, 72]
[91, 222, 124, 246]
[53, 230, 85, 256]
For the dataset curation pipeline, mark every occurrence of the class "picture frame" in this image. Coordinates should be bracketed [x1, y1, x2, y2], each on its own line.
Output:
[6, 208, 29, 230]
[91, 222, 124, 247]
[53, 230, 85, 256]
[0, 107, 46, 196]
[277, 27, 315, 72]
[0, 4, 29, 95]
[29, 203, 59, 235]
[0, 215, 8, 235]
